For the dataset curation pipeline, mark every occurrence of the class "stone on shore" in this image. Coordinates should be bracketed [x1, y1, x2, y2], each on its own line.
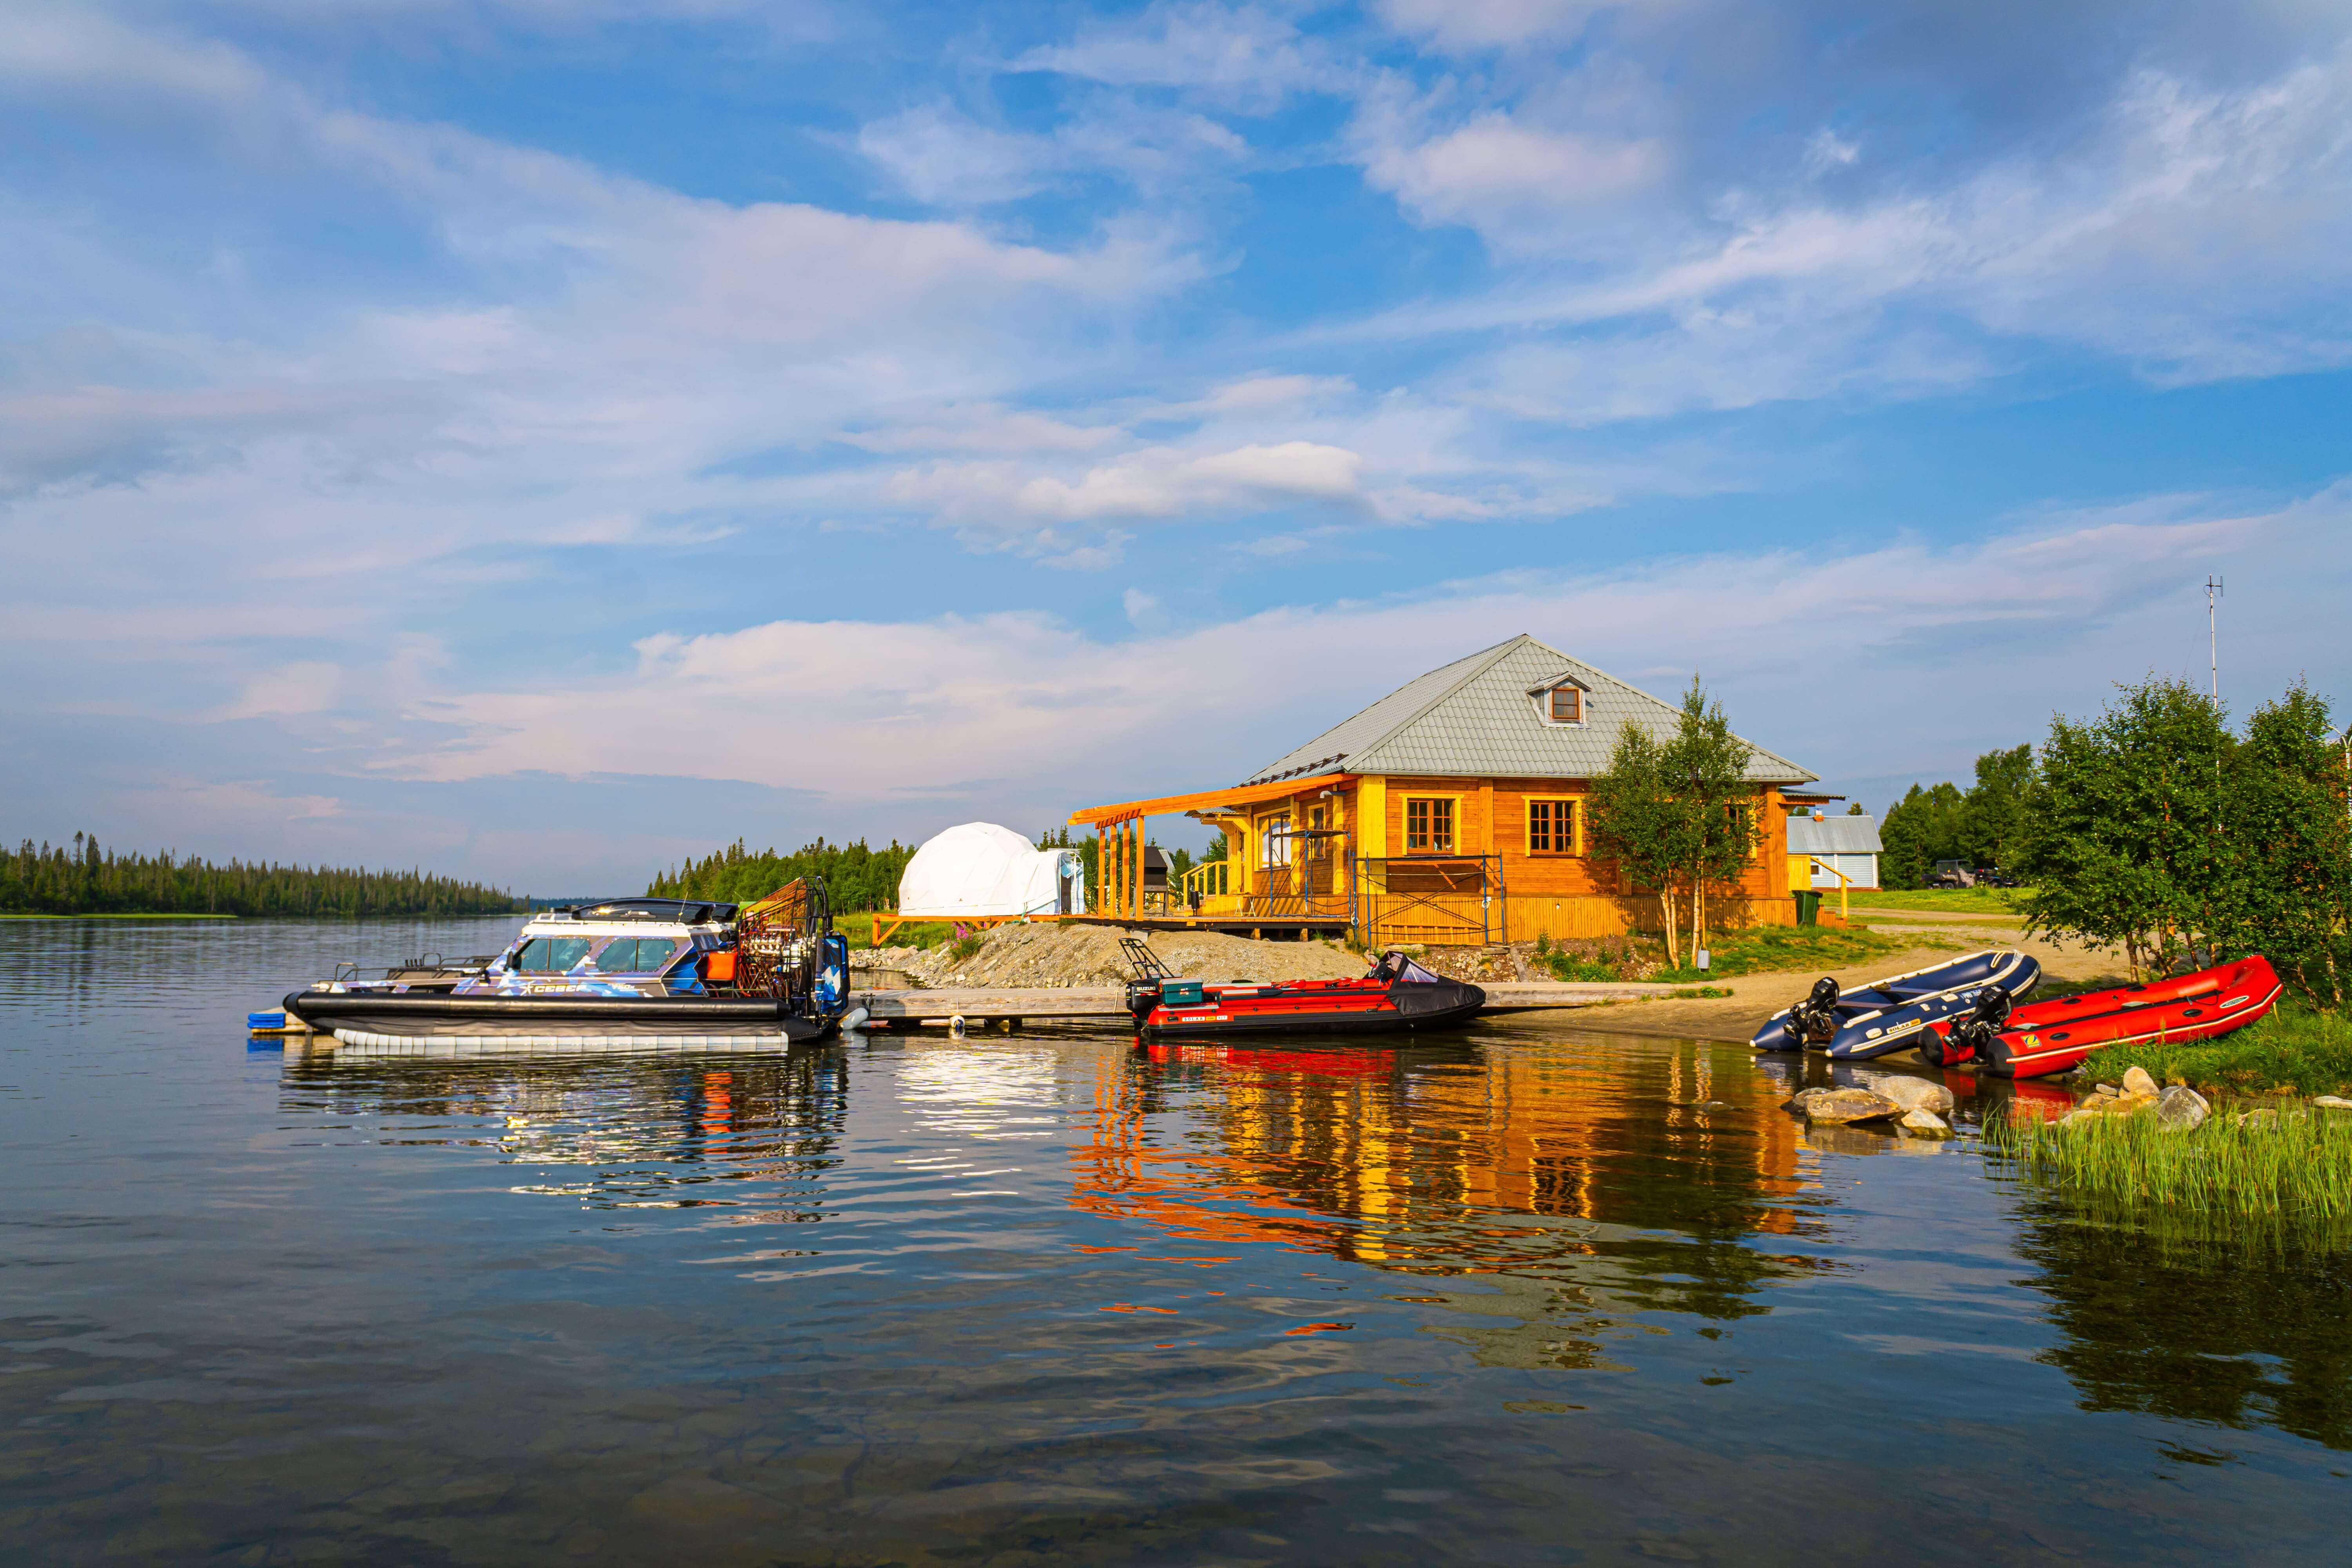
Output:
[2315, 1095, 2352, 1110]
[1784, 1087, 1902, 1125]
[1867, 1076, 1956, 1115]
[2155, 1085, 2209, 1131]
[1898, 1108, 1952, 1137]
[2122, 1066, 2159, 1097]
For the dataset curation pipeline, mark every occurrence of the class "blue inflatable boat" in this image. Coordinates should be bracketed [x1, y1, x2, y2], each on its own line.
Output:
[1749, 949, 2041, 1060]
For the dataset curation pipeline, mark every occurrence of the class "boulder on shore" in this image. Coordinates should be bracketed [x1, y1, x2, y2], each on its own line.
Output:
[2122, 1065, 2159, 1097]
[1865, 1076, 1956, 1115]
[1898, 1108, 1952, 1137]
[2156, 1085, 2210, 1131]
[1784, 1087, 1902, 1125]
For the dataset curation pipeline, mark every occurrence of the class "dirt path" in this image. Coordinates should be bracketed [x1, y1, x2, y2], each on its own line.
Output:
[1568, 909, 2126, 1044]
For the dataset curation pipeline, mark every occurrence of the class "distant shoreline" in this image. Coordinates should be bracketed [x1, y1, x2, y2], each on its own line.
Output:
[2, 913, 241, 920]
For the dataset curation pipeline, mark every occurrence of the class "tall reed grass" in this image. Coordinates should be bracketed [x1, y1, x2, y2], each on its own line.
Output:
[1984, 1104, 2352, 1237]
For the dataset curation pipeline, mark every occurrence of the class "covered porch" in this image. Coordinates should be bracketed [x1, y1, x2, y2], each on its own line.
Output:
[1067, 773, 1508, 945]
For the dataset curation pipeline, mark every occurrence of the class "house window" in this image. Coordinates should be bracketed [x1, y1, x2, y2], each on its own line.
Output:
[1258, 814, 1292, 868]
[1527, 798, 1578, 855]
[1548, 686, 1583, 723]
[1405, 797, 1455, 854]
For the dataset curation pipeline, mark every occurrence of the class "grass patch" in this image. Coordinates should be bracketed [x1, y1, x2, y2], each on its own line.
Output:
[1671, 987, 1734, 999]
[1985, 1102, 2352, 1236]
[1843, 887, 2029, 915]
[1537, 952, 1623, 982]
[1647, 923, 1912, 984]
[943, 935, 986, 963]
[2079, 1006, 2352, 1099]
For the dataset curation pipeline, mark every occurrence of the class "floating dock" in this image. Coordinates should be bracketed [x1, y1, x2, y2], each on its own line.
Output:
[269, 980, 1681, 1051]
[853, 980, 1679, 1027]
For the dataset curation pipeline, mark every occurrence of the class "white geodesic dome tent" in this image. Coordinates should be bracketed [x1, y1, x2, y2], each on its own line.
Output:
[897, 822, 1085, 918]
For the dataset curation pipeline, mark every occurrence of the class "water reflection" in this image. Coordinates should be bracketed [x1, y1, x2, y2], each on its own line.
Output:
[277, 1049, 847, 1218]
[1073, 1031, 1838, 1367]
[2013, 1196, 2352, 1451]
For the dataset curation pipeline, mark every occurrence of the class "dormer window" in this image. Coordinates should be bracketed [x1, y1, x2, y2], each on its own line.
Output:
[1548, 685, 1583, 724]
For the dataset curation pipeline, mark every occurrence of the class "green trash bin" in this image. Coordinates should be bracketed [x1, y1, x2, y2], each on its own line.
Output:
[1794, 890, 1822, 926]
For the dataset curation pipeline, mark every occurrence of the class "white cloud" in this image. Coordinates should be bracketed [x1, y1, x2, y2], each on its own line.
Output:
[1373, 0, 1624, 53]
[1364, 113, 1671, 234]
[884, 439, 1368, 526]
[222, 662, 345, 720]
[857, 105, 1066, 206]
[1010, 2, 1344, 113]
[373, 485, 2352, 814]
[1346, 46, 2352, 408]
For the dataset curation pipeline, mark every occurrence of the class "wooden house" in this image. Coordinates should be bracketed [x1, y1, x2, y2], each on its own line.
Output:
[1070, 633, 1816, 945]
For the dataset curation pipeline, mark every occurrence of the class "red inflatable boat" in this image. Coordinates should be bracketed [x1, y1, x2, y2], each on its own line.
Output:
[1916, 955, 2282, 1079]
[1123, 944, 1486, 1040]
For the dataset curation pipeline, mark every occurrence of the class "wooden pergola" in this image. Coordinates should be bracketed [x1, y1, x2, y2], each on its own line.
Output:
[1069, 772, 1353, 920]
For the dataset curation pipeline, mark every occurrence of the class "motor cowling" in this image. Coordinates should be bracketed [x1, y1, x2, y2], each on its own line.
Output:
[1938, 984, 2013, 1066]
[1787, 976, 1840, 1045]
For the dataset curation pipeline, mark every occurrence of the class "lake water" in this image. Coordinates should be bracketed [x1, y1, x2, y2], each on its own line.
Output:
[5, 917, 2350, 1564]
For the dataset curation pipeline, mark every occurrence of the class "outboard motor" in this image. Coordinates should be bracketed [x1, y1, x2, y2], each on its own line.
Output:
[1786, 976, 1841, 1046]
[1930, 984, 2013, 1067]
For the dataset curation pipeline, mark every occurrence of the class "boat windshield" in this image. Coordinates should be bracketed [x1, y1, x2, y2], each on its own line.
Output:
[511, 936, 595, 973]
[594, 936, 684, 974]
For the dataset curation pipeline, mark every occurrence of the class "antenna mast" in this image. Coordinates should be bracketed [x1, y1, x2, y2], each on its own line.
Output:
[2205, 576, 2224, 699]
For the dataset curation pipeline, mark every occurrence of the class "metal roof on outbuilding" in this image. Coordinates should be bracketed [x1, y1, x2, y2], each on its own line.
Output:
[1788, 815, 1883, 855]
[1241, 634, 1815, 786]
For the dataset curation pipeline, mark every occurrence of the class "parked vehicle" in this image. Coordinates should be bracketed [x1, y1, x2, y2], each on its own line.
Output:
[1916, 955, 2282, 1078]
[1929, 860, 1976, 889]
[1750, 949, 2041, 1059]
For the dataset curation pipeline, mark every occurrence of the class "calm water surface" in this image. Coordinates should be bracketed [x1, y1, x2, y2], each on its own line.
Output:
[4, 918, 2350, 1564]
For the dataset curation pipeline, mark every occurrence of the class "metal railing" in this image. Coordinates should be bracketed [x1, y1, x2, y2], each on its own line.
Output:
[1354, 855, 1506, 947]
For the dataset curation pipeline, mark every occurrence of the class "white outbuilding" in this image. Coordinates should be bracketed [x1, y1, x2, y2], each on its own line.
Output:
[897, 823, 1086, 919]
[1787, 810, 1882, 891]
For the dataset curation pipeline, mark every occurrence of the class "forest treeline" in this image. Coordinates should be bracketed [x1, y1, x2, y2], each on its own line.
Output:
[1880, 677, 2352, 1002]
[2, 833, 524, 917]
[647, 837, 916, 912]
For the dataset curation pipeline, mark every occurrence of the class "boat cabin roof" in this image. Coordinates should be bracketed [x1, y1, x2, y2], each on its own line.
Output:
[554, 897, 737, 925]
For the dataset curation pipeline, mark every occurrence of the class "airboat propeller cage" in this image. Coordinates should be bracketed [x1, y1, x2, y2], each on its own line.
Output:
[733, 877, 849, 1019]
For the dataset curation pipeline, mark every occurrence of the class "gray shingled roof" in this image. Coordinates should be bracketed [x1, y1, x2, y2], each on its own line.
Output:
[1242, 634, 1814, 786]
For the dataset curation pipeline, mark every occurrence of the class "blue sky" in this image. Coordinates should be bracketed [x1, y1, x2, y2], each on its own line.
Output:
[3, 0, 2348, 893]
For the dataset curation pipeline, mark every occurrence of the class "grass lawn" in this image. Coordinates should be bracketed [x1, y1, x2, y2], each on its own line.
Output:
[1645, 923, 1919, 984]
[1842, 887, 2030, 915]
[2079, 1006, 2352, 1099]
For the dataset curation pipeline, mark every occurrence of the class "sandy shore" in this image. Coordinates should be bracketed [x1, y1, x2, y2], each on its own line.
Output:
[1562, 910, 2124, 1044]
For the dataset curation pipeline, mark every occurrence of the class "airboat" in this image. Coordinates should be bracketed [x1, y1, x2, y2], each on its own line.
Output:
[277, 884, 853, 1053]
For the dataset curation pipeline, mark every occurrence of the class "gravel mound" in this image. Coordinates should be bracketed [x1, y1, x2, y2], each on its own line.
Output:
[855, 921, 1369, 989]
